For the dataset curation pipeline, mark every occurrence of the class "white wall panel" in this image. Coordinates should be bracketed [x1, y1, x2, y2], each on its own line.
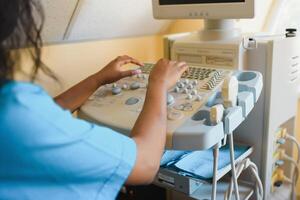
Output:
[274, 0, 300, 34]
[67, 0, 171, 41]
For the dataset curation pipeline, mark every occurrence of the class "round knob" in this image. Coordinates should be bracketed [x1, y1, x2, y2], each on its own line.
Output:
[174, 87, 180, 93]
[112, 83, 117, 88]
[177, 82, 184, 88]
[167, 111, 183, 121]
[191, 90, 198, 95]
[184, 79, 189, 84]
[183, 88, 189, 94]
[196, 95, 203, 101]
[125, 97, 140, 105]
[186, 94, 193, 100]
[122, 84, 129, 90]
[167, 94, 175, 105]
[112, 87, 122, 95]
[187, 84, 194, 89]
[130, 82, 140, 90]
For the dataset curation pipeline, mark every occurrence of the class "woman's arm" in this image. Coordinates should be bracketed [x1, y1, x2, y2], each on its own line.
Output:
[126, 59, 188, 185]
[55, 57, 188, 185]
[54, 55, 143, 112]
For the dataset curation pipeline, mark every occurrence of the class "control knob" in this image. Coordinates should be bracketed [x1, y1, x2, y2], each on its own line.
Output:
[177, 82, 184, 88]
[183, 88, 189, 94]
[167, 94, 175, 105]
[191, 90, 198, 95]
[112, 87, 122, 95]
[174, 87, 180, 93]
[196, 95, 203, 101]
[187, 84, 194, 89]
[122, 84, 129, 90]
[186, 94, 193, 100]
[130, 82, 140, 90]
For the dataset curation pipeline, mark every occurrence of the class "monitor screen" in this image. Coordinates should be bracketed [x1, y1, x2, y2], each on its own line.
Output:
[159, 0, 245, 5]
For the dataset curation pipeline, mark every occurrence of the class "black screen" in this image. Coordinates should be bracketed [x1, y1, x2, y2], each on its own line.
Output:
[159, 0, 245, 5]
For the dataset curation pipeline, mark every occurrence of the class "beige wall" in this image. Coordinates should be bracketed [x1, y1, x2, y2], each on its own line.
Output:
[18, 35, 163, 96]
[165, 20, 203, 34]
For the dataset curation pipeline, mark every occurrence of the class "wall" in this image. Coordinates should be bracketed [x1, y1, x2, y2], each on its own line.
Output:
[165, 20, 203, 34]
[17, 35, 164, 96]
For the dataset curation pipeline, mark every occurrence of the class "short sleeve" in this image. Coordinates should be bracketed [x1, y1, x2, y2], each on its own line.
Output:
[0, 82, 137, 200]
[78, 124, 137, 200]
[17, 118, 137, 200]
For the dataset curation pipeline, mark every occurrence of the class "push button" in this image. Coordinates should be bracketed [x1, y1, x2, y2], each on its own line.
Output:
[125, 97, 140, 105]
[112, 87, 122, 95]
[130, 82, 140, 90]
[167, 94, 175, 105]
[168, 111, 184, 121]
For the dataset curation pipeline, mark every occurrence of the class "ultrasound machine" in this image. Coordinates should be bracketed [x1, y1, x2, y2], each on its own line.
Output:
[79, 0, 300, 199]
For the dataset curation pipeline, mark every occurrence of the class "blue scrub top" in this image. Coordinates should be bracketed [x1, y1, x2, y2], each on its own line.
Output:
[0, 81, 137, 200]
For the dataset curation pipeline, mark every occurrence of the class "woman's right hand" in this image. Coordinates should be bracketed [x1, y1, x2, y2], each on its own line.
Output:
[149, 59, 188, 90]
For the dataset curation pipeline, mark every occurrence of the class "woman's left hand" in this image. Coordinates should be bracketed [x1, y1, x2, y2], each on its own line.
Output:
[95, 55, 144, 85]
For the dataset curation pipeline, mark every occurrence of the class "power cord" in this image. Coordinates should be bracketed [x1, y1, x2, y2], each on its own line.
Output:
[225, 158, 264, 200]
[286, 134, 300, 163]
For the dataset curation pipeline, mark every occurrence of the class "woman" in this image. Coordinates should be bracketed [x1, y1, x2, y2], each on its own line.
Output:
[0, 0, 188, 199]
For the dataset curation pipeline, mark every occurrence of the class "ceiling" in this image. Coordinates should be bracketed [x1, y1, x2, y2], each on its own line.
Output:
[40, 0, 171, 43]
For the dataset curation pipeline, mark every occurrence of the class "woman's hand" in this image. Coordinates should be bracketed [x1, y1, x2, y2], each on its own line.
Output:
[148, 59, 188, 90]
[95, 55, 144, 85]
[55, 55, 143, 112]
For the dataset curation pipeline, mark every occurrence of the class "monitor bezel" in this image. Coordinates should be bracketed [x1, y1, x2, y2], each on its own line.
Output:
[152, 0, 255, 19]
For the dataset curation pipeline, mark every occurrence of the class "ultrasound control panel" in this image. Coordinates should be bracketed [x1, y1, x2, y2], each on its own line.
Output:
[79, 63, 234, 149]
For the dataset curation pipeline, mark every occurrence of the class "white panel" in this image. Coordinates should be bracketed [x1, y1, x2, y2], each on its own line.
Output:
[40, 0, 79, 43]
[67, 0, 171, 41]
[274, 0, 300, 33]
[237, 0, 273, 32]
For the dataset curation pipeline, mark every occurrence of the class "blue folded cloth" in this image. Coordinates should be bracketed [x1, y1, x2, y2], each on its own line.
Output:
[160, 145, 249, 180]
[174, 145, 249, 180]
[160, 150, 191, 166]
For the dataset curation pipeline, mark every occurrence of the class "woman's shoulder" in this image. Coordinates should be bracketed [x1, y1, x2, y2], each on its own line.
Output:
[0, 81, 45, 96]
[0, 81, 59, 113]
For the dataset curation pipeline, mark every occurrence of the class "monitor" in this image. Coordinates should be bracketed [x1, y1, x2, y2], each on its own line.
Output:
[152, 0, 255, 19]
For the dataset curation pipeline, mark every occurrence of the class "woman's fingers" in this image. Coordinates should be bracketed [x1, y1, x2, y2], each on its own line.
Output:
[179, 63, 189, 73]
[175, 61, 187, 68]
[121, 69, 142, 78]
[117, 55, 144, 67]
[173, 61, 189, 76]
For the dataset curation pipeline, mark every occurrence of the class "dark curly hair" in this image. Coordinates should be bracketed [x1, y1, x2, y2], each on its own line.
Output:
[0, 0, 56, 85]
